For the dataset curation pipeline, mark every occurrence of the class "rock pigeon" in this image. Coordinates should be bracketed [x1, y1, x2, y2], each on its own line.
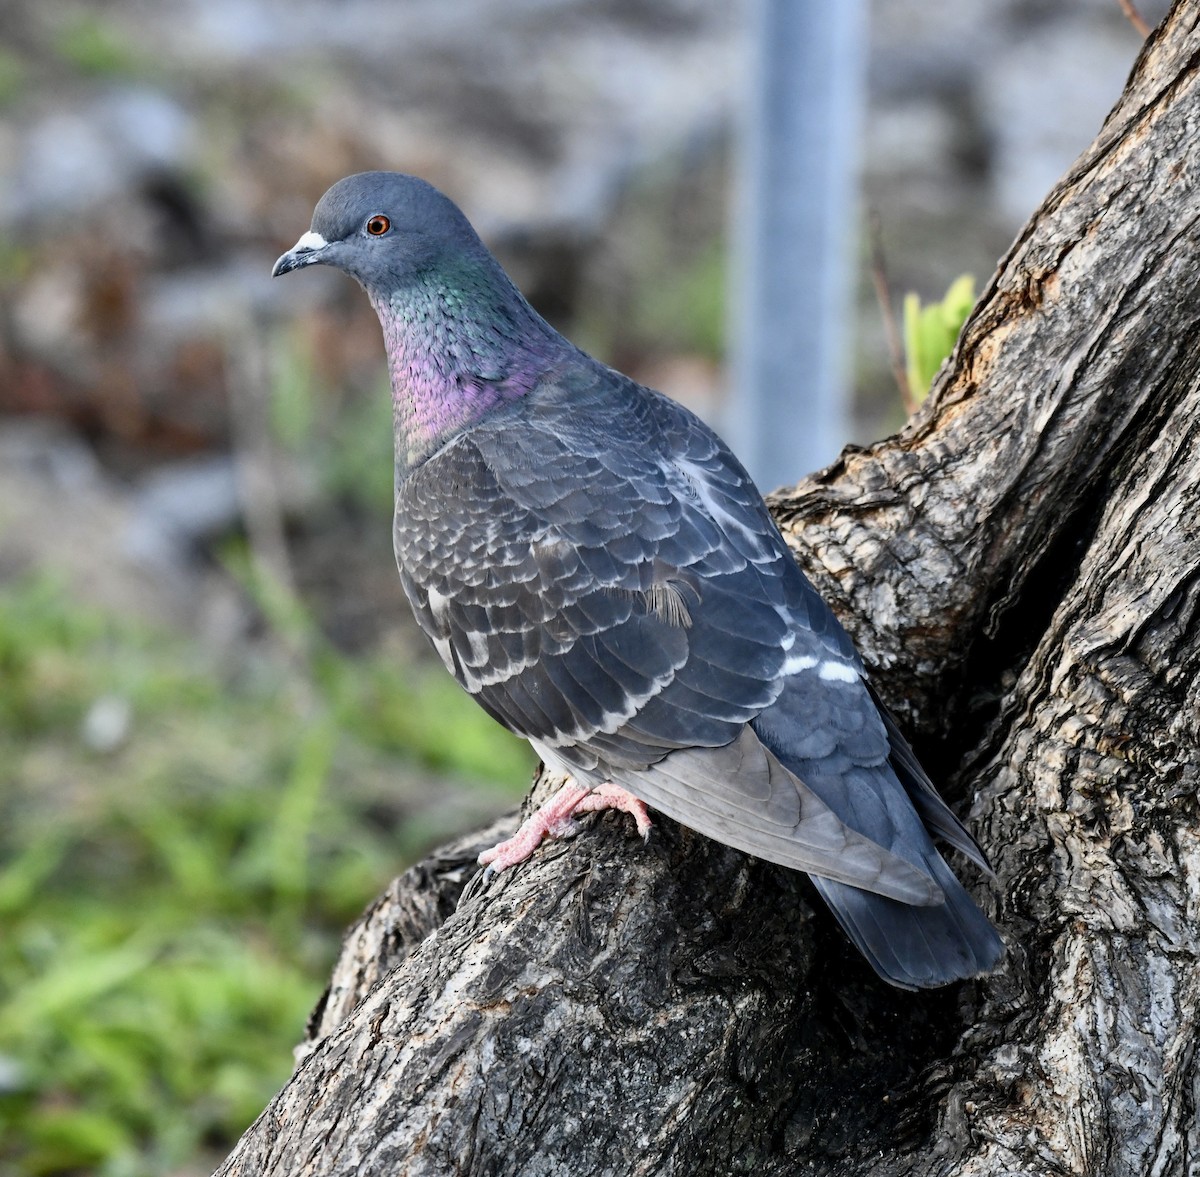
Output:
[273, 172, 1003, 989]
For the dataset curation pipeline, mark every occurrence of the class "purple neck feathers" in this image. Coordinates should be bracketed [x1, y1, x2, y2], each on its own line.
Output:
[369, 265, 567, 472]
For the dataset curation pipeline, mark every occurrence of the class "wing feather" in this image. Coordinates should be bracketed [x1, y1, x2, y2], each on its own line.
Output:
[624, 728, 942, 905]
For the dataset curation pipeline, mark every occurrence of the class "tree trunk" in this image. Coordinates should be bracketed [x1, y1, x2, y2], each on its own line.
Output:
[216, 6, 1200, 1174]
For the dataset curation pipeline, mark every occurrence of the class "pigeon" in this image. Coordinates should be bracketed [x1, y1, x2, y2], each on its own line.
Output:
[273, 172, 1003, 989]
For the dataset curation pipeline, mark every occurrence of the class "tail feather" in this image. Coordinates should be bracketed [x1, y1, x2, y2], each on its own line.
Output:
[811, 851, 1003, 990]
[864, 681, 993, 876]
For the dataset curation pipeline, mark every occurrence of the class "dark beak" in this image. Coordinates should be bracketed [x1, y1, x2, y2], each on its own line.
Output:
[272, 231, 331, 277]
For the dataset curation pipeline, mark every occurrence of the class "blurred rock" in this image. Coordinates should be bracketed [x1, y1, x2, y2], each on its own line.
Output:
[4, 87, 194, 225]
[81, 694, 133, 753]
[123, 454, 242, 570]
[0, 420, 166, 618]
[0, 1054, 27, 1096]
[0, 420, 249, 638]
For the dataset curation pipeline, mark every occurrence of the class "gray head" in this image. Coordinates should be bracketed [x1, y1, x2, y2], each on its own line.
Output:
[272, 172, 488, 291]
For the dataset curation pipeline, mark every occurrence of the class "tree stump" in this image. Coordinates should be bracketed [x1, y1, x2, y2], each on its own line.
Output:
[217, 5, 1200, 1173]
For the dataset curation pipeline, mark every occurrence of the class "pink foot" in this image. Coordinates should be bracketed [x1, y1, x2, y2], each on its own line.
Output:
[478, 781, 653, 874]
[570, 783, 653, 840]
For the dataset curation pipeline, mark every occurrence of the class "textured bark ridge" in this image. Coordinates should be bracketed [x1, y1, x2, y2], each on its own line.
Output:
[217, 6, 1200, 1174]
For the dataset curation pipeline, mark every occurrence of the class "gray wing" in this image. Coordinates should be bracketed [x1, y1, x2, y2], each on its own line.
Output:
[394, 368, 941, 902]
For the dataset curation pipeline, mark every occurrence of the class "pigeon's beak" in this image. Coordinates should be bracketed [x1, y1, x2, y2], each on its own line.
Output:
[272, 230, 331, 277]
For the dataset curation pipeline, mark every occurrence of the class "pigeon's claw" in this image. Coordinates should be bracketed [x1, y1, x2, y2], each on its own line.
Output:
[571, 782, 653, 842]
[477, 781, 653, 874]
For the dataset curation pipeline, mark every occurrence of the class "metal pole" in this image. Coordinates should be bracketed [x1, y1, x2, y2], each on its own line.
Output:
[729, 0, 867, 491]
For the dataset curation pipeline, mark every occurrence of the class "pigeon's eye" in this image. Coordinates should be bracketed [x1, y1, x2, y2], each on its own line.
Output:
[366, 215, 391, 236]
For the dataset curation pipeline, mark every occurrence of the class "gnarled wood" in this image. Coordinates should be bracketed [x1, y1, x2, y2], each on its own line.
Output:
[217, 5, 1200, 1173]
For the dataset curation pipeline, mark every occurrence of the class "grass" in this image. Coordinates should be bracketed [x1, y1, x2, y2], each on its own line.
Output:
[0, 576, 530, 1176]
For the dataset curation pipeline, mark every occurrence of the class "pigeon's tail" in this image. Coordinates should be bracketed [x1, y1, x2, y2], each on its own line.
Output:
[811, 851, 1003, 989]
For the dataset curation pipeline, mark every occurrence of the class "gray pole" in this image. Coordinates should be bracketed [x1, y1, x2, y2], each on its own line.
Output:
[728, 0, 867, 492]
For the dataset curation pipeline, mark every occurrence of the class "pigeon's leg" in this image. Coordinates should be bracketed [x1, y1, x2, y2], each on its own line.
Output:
[478, 781, 653, 874]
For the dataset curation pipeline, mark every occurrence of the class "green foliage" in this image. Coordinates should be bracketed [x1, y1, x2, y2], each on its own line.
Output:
[322, 378, 398, 517]
[0, 46, 27, 107]
[630, 238, 727, 361]
[903, 274, 976, 402]
[0, 578, 529, 1175]
[269, 331, 396, 517]
[54, 14, 147, 78]
[571, 160, 728, 368]
[267, 332, 321, 454]
[219, 542, 534, 789]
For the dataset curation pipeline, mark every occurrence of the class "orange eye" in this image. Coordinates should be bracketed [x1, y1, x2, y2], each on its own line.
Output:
[366, 215, 390, 236]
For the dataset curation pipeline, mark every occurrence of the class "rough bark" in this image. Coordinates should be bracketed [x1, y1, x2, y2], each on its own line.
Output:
[217, 5, 1200, 1174]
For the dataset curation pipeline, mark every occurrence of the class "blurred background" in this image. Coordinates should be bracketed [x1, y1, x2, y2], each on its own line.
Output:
[0, 1, 1165, 1173]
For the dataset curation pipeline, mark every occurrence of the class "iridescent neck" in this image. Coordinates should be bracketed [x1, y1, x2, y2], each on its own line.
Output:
[369, 263, 567, 473]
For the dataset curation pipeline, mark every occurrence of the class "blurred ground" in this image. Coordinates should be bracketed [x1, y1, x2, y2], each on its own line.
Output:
[0, 1, 1169, 1174]
[0, 0, 1167, 635]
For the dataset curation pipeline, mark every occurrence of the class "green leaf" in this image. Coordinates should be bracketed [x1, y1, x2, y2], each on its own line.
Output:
[0, 833, 68, 917]
[0, 941, 156, 1030]
[903, 274, 976, 402]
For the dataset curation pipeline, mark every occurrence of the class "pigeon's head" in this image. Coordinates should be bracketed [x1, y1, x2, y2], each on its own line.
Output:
[272, 172, 484, 293]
